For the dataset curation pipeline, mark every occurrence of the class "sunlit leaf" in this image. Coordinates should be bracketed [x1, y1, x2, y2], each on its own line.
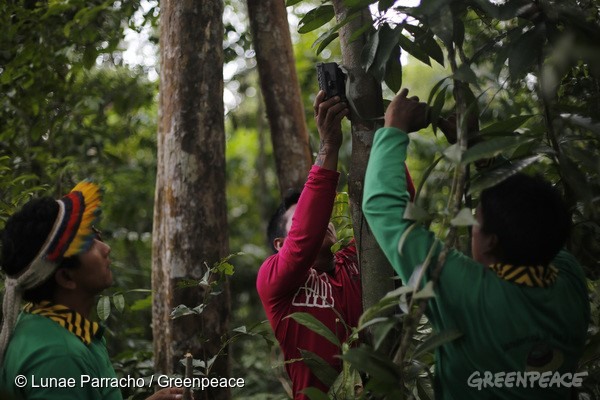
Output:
[450, 208, 478, 226]
[413, 281, 435, 300]
[443, 143, 463, 164]
[97, 296, 111, 321]
[112, 294, 125, 313]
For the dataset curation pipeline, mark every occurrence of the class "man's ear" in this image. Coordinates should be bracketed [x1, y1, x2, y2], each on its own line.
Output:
[484, 233, 500, 259]
[54, 268, 77, 290]
[273, 237, 285, 252]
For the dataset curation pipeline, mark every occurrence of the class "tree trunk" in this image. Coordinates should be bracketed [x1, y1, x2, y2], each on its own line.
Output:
[331, 1, 397, 351]
[153, 1, 230, 399]
[247, 0, 313, 194]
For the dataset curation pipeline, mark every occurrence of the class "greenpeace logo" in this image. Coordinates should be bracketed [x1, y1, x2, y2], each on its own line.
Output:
[467, 371, 588, 390]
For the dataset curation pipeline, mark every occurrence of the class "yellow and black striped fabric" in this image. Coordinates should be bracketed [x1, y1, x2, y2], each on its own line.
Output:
[24, 301, 100, 345]
[488, 263, 559, 288]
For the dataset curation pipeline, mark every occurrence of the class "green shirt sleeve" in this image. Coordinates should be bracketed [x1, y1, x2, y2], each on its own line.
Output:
[363, 127, 442, 284]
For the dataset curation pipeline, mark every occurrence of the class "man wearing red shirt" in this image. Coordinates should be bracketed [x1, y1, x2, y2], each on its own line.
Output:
[256, 92, 361, 399]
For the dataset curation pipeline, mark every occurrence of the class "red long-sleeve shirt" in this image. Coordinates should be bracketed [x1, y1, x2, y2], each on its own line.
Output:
[257, 166, 362, 399]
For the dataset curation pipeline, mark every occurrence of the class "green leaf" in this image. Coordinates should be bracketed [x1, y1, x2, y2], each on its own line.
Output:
[349, 22, 374, 43]
[97, 296, 111, 321]
[378, 0, 396, 12]
[398, 222, 419, 256]
[429, 84, 449, 133]
[478, 115, 533, 136]
[130, 294, 152, 311]
[286, 0, 303, 6]
[302, 387, 330, 400]
[384, 46, 402, 93]
[443, 143, 463, 164]
[397, 33, 430, 66]
[299, 349, 340, 387]
[315, 32, 339, 55]
[508, 26, 545, 78]
[404, 24, 444, 66]
[361, 29, 380, 72]
[427, 76, 450, 105]
[286, 312, 341, 347]
[412, 280, 435, 300]
[170, 304, 195, 319]
[298, 6, 335, 34]
[412, 329, 463, 360]
[112, 293, 125, 313]
[462, 136, 535, 165]
[344, 0, 378, 8]
[341, 346, 401, 383]
[369, 24, 402, 82]
[450, 208, 478, 226]
[403, 202, 430, 222]
[468, 155, 541, 194]
[452, 64, 478, 85]
[561, 114, 600, 136]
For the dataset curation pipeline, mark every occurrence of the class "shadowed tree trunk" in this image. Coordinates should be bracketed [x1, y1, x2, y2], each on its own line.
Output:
[153, 1, 231, 399]
[331, 0, 397, 352]
[247, 0, 313, 194]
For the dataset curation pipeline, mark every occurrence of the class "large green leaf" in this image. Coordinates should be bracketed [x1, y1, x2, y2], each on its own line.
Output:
[342, 346, 402, 383]
[298, 6, 335, 34]
[286, 312, 341, 347]
[508, 25, 545, 78]
[468, 155, 542, 194]
[369, 24, 402, 82]
[404, 24, 444, 66]
[478, 115, 533, 135]
[461, 136, 536, 165]
[299, 349, 340, 387]
[397, 32, 431, 66]
[384, 46, 402, 93]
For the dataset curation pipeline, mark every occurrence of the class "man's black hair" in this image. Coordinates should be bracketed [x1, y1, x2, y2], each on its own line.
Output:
[480, 173, 570, 266]
[1, 197, 80, 302]
[267, 189, 302, 253]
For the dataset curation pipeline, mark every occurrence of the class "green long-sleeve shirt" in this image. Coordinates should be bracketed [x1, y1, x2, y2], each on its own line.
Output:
[1, 311, 122, 400]
[363, 127, 589, 399]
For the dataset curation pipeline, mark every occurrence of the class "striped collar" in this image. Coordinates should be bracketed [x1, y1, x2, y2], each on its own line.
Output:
[488, 263, 558, 288]
[24, 301, 101, 345]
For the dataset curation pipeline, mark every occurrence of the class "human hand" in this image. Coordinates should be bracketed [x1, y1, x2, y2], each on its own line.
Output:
[314, 90, 348, 151]
[146, 387, 186, 400]
[384, 88, 429, 133]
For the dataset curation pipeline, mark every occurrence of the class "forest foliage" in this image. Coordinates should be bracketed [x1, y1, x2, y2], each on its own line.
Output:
[1, 0, 600, 399]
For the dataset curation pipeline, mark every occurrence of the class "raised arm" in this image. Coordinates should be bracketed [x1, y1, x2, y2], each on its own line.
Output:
[362, 89, 435, 282]
[257, 93, 348, 298]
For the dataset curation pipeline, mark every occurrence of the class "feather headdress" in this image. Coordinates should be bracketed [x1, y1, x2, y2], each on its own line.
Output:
[0, 181, 103, 363]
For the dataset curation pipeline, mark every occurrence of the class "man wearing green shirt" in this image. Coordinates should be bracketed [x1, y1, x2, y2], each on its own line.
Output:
[0, 182, 183, 400]
[362, 89, 589, 399]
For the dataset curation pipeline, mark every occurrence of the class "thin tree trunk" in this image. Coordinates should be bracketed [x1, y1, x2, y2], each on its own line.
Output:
[247, 0, 313, 194]
[331, 1, 397, 352]
[153, 1, 230, 399]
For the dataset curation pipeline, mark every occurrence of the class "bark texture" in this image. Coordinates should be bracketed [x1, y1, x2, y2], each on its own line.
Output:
[331, 1, 397, 350]
[247, 0, 313, 194]
[153, 1, 230, 399]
